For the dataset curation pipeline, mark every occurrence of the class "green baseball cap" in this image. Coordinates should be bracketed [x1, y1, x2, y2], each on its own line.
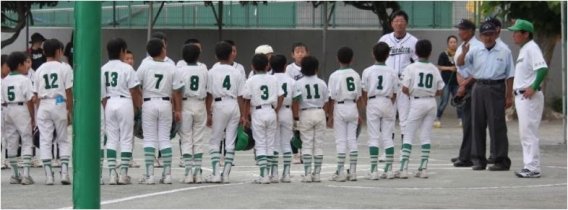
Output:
[508, 19, 534, 33]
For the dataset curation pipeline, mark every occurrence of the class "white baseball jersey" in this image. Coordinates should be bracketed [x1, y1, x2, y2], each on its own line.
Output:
[513, 40, 548, 90]
[378, 32, 419, 75]
[361, 64, 399, 98]
[274, 73, 296, 106]
[207, 64, 245, 98]
[243, 73, 283, 107]
[176, 60, 208, 70]
[2, 73, 34, 103]
[293, 76, 328, 109]
[177, 63, 208, 99]
[26, 69, 36, 86]
[285, 62, 303, 81]
[213, 61, 246, 80]
[328, 67, 362, 102]
[102, 60, 140, 98]
[248, 69, 273, 79]
[142, 56, 175, 66]
[34, 61, 74, 99]
[455, 37, 482, 78]
[402, 62, 445, 97]
[137, 60, 184, 98]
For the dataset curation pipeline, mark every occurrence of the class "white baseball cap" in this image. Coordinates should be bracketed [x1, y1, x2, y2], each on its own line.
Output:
[255, 45, 274, 54]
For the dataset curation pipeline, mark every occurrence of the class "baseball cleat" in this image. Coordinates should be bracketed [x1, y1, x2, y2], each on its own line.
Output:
[118, 175, 132, 185]
[395, 170, 408, 179]
[181, 175, 194, 184]
[329, 173, 346, 182]
[32, 157, 43, 168]
[312, 174, 321, 182]
[301, 174, 312, 183]
[414, 169, 428, 179]
[194, 175, 203, 184]
[10, 175, 22, 184]
[129, 159, 140, 168]
[252, 176, 270, 184]
[204, 174, 222, 183]
[61, 173, 71, 185]
[346, 170, 357, 181]
[280, 175, 291, 183]
[380, 171, 395, 179]
[2, 160, 11, 169]
[433, 120, 441, 128]
[515, 169, 541, 178]
[270, 175, 280, 183]
[367, 172, 380, 180]
[109, 173, 118, 185]
[21, 175, 34, 185]
[138, 175, 155, 185]
[159, 175, 173, 184]
[45, 173, 54, 185]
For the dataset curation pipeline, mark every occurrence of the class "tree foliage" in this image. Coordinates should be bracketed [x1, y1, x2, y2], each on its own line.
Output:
[342, 1, 401, 34]
[1, 1, 58, 48]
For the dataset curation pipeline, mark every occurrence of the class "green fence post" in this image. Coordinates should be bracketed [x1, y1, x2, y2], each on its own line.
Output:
[73, 1, 102, 209]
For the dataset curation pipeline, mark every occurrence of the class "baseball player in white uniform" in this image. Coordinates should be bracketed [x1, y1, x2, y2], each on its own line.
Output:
[509, 20, 547, 178]
[101, 37, 141, 185]
[362, 42, 399, 180]
[34, 39, 74, 185]
[136, 38, 184, 185]
[177, 44, 208, 184]
[205, 41, 246, 183]
[270, 55, 296, 183]
[1, 55, 9, 170]
[285, 42, 309, 164]
[292, 55, 328, 183]
[248, 45, 274, 79]
[399, 40, 444, 179]
[176, 39, 208, 70]
[213, 40, 246, 79]
[377, 10, 418, 162]
[327, 47, 362, 182]
[2, 52, 36, 185]
[141, 32, 176, 66]
[244, 54, 284, 184]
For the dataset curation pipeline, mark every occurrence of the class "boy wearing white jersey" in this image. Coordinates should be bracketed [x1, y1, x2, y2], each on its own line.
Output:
[2, 52, 36, 185]
[137, 38, 184, 185]
[328, 47, 363, 182]
[292, 56, 329, 183]
[244, 54, 284, 184]
[377, 10, 418, 161]
[101, 38, 141, 185]
[205, 41, 246, 183]
[398, 40, 444, 179]
[177, 44, 208, 184]
[286, 42, 309, 164]
[1, 55, 9, 170]
[362, 42, 399, 180]
[270, 55, 295, 183]
[212, 40, 246, 79]
[141, 32, 176, 66]
[176, 39, 208, 70]
[248, 45, 274, 79]
[34, 39, 74, 185]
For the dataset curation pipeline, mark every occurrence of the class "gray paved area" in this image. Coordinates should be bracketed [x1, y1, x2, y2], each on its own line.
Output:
[1, 115, 566, 209]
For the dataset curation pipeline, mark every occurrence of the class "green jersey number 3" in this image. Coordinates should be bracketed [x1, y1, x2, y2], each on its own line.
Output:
[260, 85, 269, 100]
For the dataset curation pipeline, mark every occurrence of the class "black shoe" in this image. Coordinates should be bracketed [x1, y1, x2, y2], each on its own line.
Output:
[472, 164, 486, 170]
[488, 164, 509, 171]
[453, 160, 473, 167]
[451, 157, 458, 163]
[487, 157, 496, 164]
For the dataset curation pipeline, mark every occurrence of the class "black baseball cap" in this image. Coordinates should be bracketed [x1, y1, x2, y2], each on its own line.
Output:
[480, 22, 497, 34]
[454, 19, 476, 30]
[485, 17, 502, 27]
[29, 33, 46, 44]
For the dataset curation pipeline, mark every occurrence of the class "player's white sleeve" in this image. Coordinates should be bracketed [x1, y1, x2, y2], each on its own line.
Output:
[327, 75, 336, 100]
[127, 67, 140, 89]
[176, 60, 185, 68]
[237, 73, 245, 97]
[285, 65, 293, 79]
[206, 70, 213, 94]
[321, 81, 329, 103]
[530, 47, 548, 71]
[356, 76, 362, 99]
[402, 67, 412, 89]
[24, 79, 33, 101]
[277, 79, 285, 97]
[64, 65, 74, 89]
[361, 70, 368, 92]
[136, 64, 146, 84]
[391, 73, 398, 95]
[172, 68, 185, 90]
[242, 79, 252, 100]
[33, 70, 40, 93]
[293, 81, 302, 98]
[435, 70, 445, 91]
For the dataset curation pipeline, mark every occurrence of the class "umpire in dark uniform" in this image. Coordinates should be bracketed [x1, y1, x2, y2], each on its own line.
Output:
[457, 22, 514, 171]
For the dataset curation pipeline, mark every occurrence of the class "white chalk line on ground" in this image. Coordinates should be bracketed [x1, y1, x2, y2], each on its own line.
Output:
[59, 182, 245, 209]
[325, 183, 567, 191]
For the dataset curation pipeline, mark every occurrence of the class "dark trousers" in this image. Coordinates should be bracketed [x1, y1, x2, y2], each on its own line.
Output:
[457, 86, 472, 162]
[471, 81, 511, 168]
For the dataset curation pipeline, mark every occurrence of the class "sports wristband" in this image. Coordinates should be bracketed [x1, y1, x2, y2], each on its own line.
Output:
[294, 117, 299, 121]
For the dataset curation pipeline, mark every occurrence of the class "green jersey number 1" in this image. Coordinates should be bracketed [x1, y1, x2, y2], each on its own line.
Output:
[305, 84, 321, 99]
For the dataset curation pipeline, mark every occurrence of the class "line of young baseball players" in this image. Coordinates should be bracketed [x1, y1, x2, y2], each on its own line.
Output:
[1, 30, 445, 186]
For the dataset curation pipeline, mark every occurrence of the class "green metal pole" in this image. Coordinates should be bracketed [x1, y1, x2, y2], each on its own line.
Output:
[73, 1, 101, 209]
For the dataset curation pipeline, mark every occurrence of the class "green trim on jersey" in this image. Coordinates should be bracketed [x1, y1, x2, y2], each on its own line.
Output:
[374, 62, 386, 66]
[254, 71, 267, 74]
[152, 58, 165, 62]
[418, 59, 429, 64]
[293, 95, 302, 101]
[9, 72, 20, 75]
[339, 66, 351, 70]
[174, 86, 185, 91]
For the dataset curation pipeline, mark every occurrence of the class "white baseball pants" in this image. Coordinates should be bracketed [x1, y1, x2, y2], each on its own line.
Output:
[252, 105, 277, 156]
[142, 99, 172, 150]
[298, 108, 326, 156]
[179, 98, 206, 155]
[4, 104, 33, 156]
[105, 97, 134, 152]
[101, 104, 105, 148]
[394, 87, 410, 136]
[404, 97, 436, 145]
[333, 102, 359, 153]
[210, 98, 240, 151]
[37, 99, 69, 160]
[367, 97, 395, 149]
[274, 107, 293, 154]
[515, 91, 543, 172]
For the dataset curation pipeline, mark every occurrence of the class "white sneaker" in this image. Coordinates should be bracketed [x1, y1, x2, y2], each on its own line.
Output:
[222, 175, 230, 183]
[138, 175, 155, 185]
[415, 169, 428, 179]
[380, 171, 395, 179]
[1, 160, 8, 169]
[22, 175, 35, 185]
[129, 159, 140, 168]
[194, 175, 203, 184]
[378, 153, 386, 162]
[458, 119, 463, 127]
[181, 175, 194, 184]
[395, 170, 408, 179]
[280, 175, 291, 183]
[118, 175, 132, 185]
[312, 174, 321, 182]
[159, 175, 173, 184]
[329, 173, 346, 182]
[253, 176, 270, 184]
[204, 174, 222, 183]
[270, 175, 279, 183]
[292, 154, 302, 164]
[109, 173, 118, 185]
[45, 176, 54, 185]
[178, 158, 185, 168]
[368, 172, 380, 180]
[32, 157, 43, 168]
[61, 173, 71, 185]
[347, 172, 357, 181]
[433, 120, 442, 128]
[301, 174, 312, 183]
[10, 175, 22, 184]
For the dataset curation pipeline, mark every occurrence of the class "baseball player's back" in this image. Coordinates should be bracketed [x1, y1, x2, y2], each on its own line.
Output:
[285, 62, 302, 81]
[213, 61, 246, 80]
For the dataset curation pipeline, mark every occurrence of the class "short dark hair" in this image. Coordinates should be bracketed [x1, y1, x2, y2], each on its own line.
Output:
[126, 50, 133, 54]
[107, 37, 128, 60]
[520, 30, 534, 40]
[415, 39, 432, 58]
[224, 40, 235, 46]
[337, 46, 353, 64]
[373, 42, 390, 62]
[23, 52, 31, 60]
[7, 51, 27, 71]
[151, 32, 167, 43]
[390, 10, 409, 23]
[185, 39, 200, 45]
[251, 54, 269, 71]
[43, 39, 62, 58]
[447, 35, 458, 43]
[300, 56, 319, 76]
[1, 54, 7, 66]
[291, 42, 308, 53]
[215, 41, 233, 61]
[270, 54, 287, 73]
[146, 38, 165, 58]
[182, 44, 201, 64]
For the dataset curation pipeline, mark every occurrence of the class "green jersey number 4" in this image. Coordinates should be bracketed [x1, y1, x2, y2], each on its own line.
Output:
[222, 75, 231, 90]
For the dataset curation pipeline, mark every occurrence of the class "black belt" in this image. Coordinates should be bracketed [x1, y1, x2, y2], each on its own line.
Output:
[214, 97, 234, 102]
[369, 95, 390, 99]
[301, 107, 322, 111]
[183, 97, 204, 101]
[143, 97, 170, 102]
[7, 102, 24, 106]
[106, 95, 127, 99]
[255, 105, 274, 110]
[337, 100, 356, 104]
[283, 105, 290, 108]
[514, 87, 541, 96]
[413, 96, 433, 99]
[475, 79, 505, 85]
